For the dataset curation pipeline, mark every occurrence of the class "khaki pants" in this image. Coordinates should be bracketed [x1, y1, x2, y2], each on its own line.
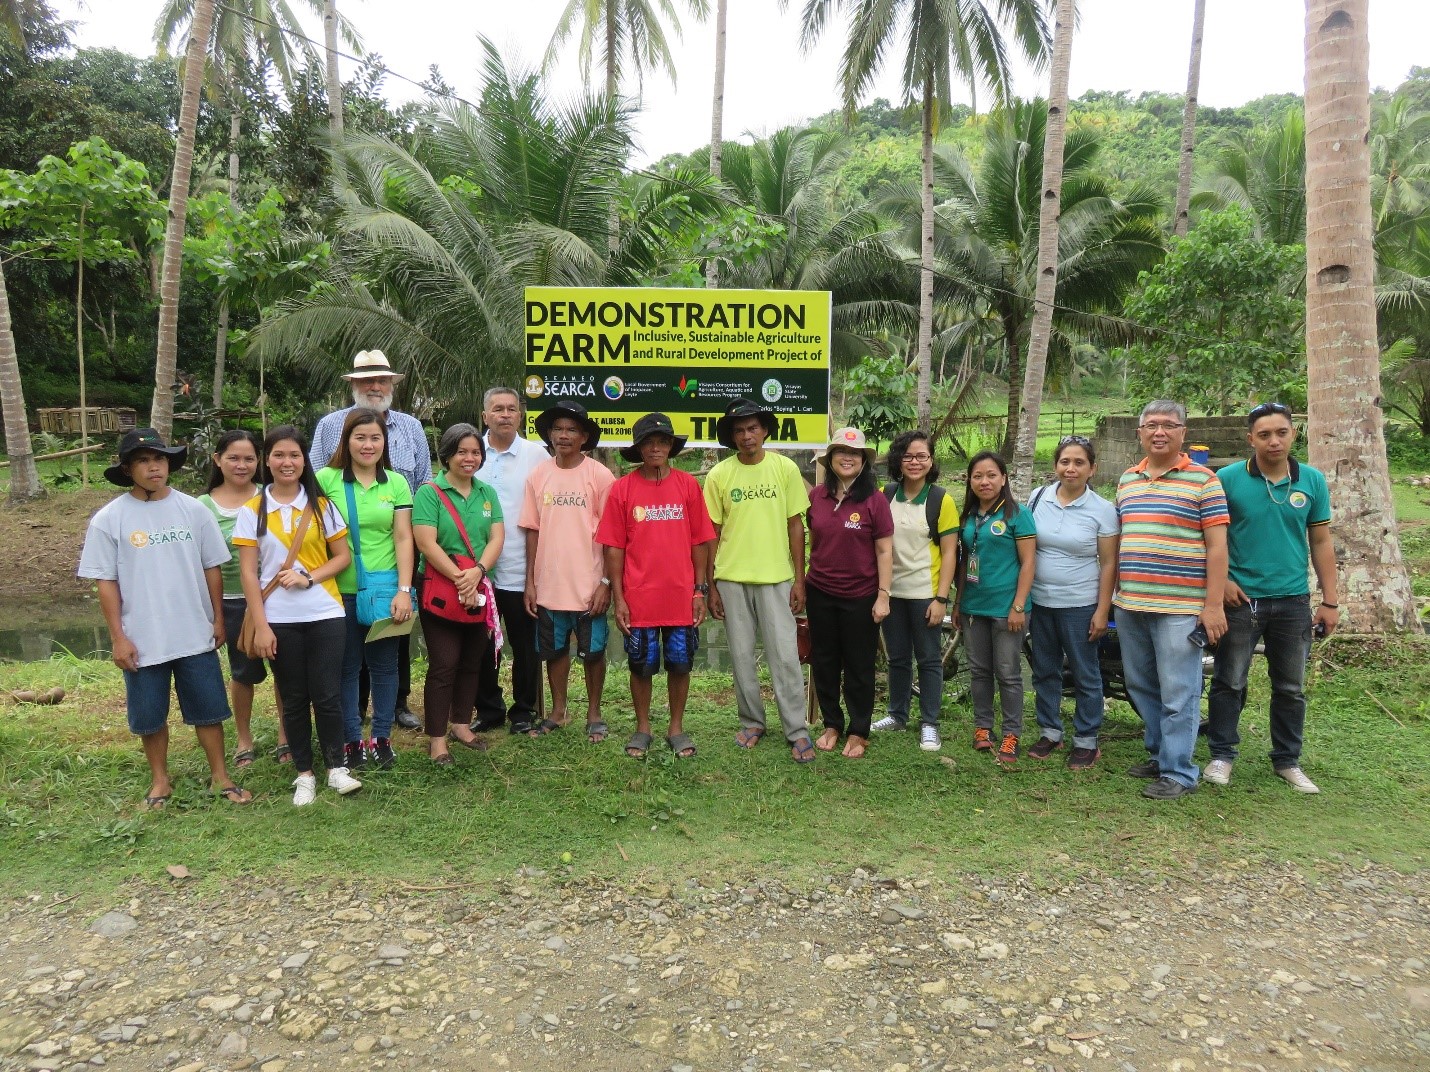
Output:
[717, 579, 810, 744]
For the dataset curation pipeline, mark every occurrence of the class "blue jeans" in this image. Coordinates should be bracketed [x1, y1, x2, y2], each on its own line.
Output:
[1115, 610, 1204, 788]
[341, 595, 400, 743]
[881, 597, 943, 727]
[1029, 603, 1104, 749]
[1207, 596, 1312, 769]
[123, 649, 231, 736]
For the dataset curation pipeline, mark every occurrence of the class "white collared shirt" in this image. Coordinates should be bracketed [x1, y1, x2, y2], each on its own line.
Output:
[477, 432, 550, 590]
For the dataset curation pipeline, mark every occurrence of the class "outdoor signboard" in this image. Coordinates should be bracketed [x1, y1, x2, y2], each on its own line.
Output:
[523, 286, 832, 447]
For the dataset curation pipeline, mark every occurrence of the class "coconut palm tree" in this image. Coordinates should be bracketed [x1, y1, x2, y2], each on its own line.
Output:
[0, 2, 41, 500]
[706, 0, 727, 287]
[546, 0, 710, 100]
[150, 0, 216, 439]
[1009, 0, 1074, 496]
[1172, 0, 1206, 237]
[1193, 107, 1307, 246]
[1303, 0, 1416, 632]
[246, 43, 722, 410]
[798, 0, 1051, 430]
[883, 101, 1165, 457]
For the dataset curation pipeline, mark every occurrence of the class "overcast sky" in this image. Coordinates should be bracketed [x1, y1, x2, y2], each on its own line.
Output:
[59, 0, 1429, 165]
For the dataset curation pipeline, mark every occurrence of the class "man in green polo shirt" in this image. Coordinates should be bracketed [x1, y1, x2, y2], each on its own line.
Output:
[1206, 402, 1339, 794]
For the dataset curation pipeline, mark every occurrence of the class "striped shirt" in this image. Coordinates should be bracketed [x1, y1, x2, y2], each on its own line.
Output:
[1114, 454, 1229, 615]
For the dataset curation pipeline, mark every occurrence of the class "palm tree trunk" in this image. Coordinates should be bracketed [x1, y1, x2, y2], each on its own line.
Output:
[705, 0, 727, 289]
[150, 0, 216, 440]
[605, 2, 619, 256]
[324, 0, 343, 135]
[1304, 0, 1416, 632]
[213, 108, 240, 410]
[77, 208, 89, 488]
[1173, 0, 1206, 237]
[1011, 0, 1074, 497]
[0, 259, 42, 502]
[916, 75, 936, 431]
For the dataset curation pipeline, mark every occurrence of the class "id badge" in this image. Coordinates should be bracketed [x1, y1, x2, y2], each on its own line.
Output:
[966, 553, 980, 585]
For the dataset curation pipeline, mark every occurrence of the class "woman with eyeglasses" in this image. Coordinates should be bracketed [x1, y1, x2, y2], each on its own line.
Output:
[954, 451, 1036, 766]
[872, 431, 960, 751]
[1024, 435, 1120, 770]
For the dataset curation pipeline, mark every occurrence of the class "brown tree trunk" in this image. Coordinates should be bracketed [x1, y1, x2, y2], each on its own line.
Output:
[150, 0, 216, 439]
[705, 0, 727, 289]
[916, 75, 935, 431]
[1011, 0, 1074, 497]
[1303, 0, 1417, 632]
[214, 108, 240, 409]
[0, 259, 42, 502]
[1173, 0, 1206, 237]
[77, 208, 89, 487]
[324, 0, 343, 135]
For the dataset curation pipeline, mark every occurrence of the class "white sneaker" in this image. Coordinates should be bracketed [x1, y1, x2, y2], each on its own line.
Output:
[871, 716, 901, 732]
[327, 767, 363, 795]
[1276, 766, 1320, 794]
[292, 773, 317, 807]
[919, 724, 942, 752]
[1203, 759, 1233, 785]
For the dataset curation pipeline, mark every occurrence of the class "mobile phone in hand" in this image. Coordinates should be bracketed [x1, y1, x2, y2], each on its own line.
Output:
[1188, 623, 1210, 648]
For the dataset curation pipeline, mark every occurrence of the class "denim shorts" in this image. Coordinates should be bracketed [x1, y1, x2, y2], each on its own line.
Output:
[220, 598, 268, 686]
[535, 608, 608, 662]
[624, 625, 699, 678]
[123, 649, 232, 736]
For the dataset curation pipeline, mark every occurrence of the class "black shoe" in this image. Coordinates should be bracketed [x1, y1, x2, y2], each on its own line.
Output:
[1066, 746, 1101, 771]
[344, 741, 368, 771]
[371, 737, 396, 770]
[1026, 736, 1062, 760]
[394, 706, 420, 731]
[1142, 776, 1197, 800]
[473, 716, 506, 733]
[1126, 758, 1160, 779]
[509, 720, 535, 736]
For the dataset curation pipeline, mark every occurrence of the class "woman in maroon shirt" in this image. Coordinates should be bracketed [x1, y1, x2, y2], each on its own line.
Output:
[808, 428, 894, 758]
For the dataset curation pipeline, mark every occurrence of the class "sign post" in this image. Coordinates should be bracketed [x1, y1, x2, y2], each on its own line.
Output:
[523, 286, 832, 447]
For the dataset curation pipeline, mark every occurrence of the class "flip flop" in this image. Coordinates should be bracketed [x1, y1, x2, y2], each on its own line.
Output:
[273, 743, 293, 764]
[666, 732, 697, 759]
[233, 748, 256, 769]
[530, 718, 566, 737]
[735, 727, 766, 749]
[214, 785, 253, 804]
[625, 731, 654, 758]
[586, 720, 609, 743]
[791, 738, 817, 764]
[143, 794, 171, 811]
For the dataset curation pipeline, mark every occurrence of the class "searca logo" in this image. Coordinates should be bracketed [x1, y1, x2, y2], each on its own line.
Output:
[729, 485, 779, 503]
[543, 491, 589, 507]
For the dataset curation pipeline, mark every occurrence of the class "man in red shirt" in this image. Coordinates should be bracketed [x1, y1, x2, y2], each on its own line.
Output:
[597, 413, 715, 758]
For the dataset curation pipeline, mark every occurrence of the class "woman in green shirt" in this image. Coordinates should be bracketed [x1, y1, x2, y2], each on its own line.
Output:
[318, 408, 416, 772]
[199, 429, 287, 768]
[954, 451, 1036, 767]
[412, 424, 505, 765]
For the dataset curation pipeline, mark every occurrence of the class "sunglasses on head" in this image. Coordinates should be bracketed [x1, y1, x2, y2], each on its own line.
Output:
[1247, 401, 1293, 425]
[1058, 434, 1092, 448]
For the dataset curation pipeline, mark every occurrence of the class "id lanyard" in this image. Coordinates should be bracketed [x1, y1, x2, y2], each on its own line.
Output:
[965, 499, 1004, 585]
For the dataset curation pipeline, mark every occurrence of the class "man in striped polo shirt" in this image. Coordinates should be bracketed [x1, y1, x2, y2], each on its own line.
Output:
[1114, 400, 1229, 800]
[1205, 402, 1338, 794]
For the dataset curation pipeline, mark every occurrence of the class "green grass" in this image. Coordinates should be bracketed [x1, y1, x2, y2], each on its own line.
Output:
[1, 636, 1427, 901]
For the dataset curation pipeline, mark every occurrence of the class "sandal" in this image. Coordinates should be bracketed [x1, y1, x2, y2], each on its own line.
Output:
[233, 748, 256, 769]
[530, 718, 566, 737]
[214, 785, 253, 804]
[735, 727, 766, 749]
[143, 793, 171, 811]
[791, 738, 817, 764]
[586, 720, 609, 743]
[625, 731, 654, 758]
[273, 743, 293, 764]
[666, 732, 697, 759]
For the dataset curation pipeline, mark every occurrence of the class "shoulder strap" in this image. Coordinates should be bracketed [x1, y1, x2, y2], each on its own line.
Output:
[1029, 482, 1054, 514]
[924, 484, 945, 544]
[260, 501, 313, 601]
[882, 481, 896, 502]
[343, 479, 366, 585]
[424, 481, 477, 559]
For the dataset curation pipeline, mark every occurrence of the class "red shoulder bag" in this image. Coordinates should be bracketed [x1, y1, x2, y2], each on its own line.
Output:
[420, 482, 486, 623]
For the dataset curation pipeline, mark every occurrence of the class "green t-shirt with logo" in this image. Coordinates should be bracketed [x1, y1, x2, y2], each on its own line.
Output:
[198, 493, 244, 597]
[317, 467, 414, 594]
[411, 472, 503, 568]
[704, 451, 810, 584]
[1219, 459, 1331, 599]
[958, 502, 1036, 618]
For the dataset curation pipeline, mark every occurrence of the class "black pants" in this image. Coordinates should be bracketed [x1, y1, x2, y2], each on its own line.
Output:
[270, 617, 346, 772]
[473, 587, 541, 728]
[420, 610, 491, 738]
[806, 582, 879, 738]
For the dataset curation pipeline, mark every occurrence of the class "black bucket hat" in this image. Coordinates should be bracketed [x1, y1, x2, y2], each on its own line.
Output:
[715, 398, 778, 449]
[104, 427, 187, 487]
[619, 412, 688, 463]
[533, 400, 602, 451]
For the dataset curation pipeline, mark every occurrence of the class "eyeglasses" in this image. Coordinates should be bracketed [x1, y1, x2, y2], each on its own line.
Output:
[903, 452, 932, 462]
[1138, 422, 1185, 432]
[1058, 435, 1092, 448]
[1248, 401, 1292, 419]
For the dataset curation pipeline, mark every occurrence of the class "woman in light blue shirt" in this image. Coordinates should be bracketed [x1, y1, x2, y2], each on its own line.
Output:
[1026, 435, 1119, 770]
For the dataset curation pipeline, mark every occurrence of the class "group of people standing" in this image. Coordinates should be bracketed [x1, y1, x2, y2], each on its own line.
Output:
[79, 348, 1337, 810]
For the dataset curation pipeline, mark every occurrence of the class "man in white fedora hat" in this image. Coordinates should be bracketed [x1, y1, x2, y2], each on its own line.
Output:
[311, 350, 433, 729]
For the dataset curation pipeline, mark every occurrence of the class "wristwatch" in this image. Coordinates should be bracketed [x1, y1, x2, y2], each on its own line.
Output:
[599, 577, 611, 586]
[398, 586, 415, 595]
[1012, 603, 1025, 613]
[694, 583, 710, 594]
[933, 595, 949, 604]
